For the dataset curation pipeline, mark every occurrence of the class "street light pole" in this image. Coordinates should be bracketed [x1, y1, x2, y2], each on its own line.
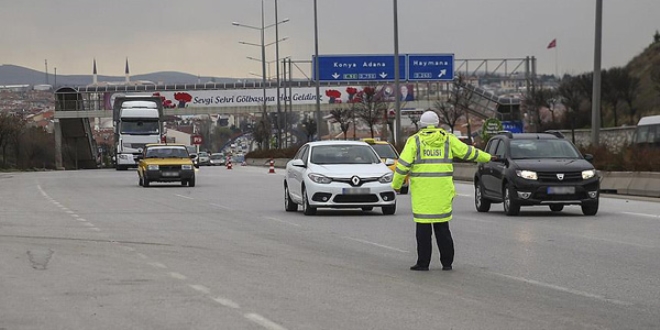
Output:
[275, 0, 282, 148]
[591, 0, 603, 147]
[313, 0, 322, 141]
[393, 0, 402, 145]
[260, 0, 268, 139]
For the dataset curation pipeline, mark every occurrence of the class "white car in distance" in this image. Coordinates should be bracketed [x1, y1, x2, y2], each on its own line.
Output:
[284, 141, 397, 215]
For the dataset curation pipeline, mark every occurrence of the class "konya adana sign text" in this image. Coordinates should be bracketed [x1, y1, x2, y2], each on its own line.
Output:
[103, 85, 417, 110]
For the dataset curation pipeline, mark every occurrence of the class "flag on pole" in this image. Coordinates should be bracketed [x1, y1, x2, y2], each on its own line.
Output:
[547, 38, 557, 49]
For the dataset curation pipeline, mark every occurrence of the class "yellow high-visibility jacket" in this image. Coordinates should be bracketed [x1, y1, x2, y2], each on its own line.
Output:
[392, 126, 492, 223]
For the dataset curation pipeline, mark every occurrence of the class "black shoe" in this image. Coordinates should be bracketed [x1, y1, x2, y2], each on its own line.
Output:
[442, 266, 452, 271]
[410, 264, 429, 271]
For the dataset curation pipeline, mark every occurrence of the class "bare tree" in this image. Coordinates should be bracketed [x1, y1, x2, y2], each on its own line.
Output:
[558, 76, 586, 143]
[448, 76, 476, 142]
[0, 113, 25, 168]
[354, 86, 387, 139]
[434, 100, 462, 133]
[610, 67, 641, 125]
[523, 84, 557, 131]
[300, 115, 317, 143]
[253, 116, 272, 150]
[328, 108, 352, 140]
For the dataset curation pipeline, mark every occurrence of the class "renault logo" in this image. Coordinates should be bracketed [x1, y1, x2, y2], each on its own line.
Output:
[351, 176, 361, 186]
[557, 173, 565, 181]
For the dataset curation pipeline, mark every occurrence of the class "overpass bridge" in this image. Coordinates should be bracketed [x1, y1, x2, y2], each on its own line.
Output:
[53, 57, 533, 169]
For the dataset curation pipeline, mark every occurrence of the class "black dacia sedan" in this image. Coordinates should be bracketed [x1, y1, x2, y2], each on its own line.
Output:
[474, 131, 600, 216]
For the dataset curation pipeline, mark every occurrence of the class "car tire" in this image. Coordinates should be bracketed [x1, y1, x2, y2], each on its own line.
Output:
[361, 206, 374, 211]
[550, 205, 564, 212]
[284, 184, 298, 212]
[475, 180, 491, 212]
[503, 183, 520, 216]
[302, 187, 316, 216]
[138, 176, 143, 187]
[188, 176, 196, 187]
[400, 186, 409, 195]
[382, 204, 396, 215]
[581, 201, 598, 216]
[143, 176, 150, 187]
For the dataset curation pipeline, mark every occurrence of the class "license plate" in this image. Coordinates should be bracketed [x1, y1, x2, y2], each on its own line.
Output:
[162, 171, 179, 177]
[547, 186, 575, 194]
[342, 188, 370, 195]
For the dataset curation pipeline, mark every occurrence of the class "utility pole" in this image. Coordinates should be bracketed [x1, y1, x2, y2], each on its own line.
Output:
[591, 0, 603, 146]
[313, 0, 322, 140]
[393, 0, 402, 146]
[275, 0, 282, 148]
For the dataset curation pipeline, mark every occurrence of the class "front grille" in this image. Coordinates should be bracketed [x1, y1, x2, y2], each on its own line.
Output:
[160, 165, 181, 171]
[537, 171, 582, 182]
[333, 194, 379, 203]
[332, 177, 379, 187]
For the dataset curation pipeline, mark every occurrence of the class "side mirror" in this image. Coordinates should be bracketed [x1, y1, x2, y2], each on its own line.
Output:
[384, 158, 396, 166]
[134, 155, 143, 162]
[584, 154, 594, 163]
[190, 154, 198, 160]
[290, 159, 306, 167]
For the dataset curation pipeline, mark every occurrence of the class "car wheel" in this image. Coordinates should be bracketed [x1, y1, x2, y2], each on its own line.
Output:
[188, 176, 196, 187]
[503, 183, 520, 216]
[475, 180, 491, 212]
[284, 184, 298, 212]
[581, 201, 598, 216]
[302, 187, 316, 216]
[400, 185, 409, 195]
[550, 205, 564, 212]
[143, 176, 150, 187]
[382, 204, 396, 215]
[361, 206, 374, 211]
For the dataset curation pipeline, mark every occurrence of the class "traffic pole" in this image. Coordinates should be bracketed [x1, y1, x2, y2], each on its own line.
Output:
[226, 156, 232, 170]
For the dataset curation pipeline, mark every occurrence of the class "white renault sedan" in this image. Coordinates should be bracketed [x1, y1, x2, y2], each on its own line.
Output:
[284, 141, 397, 215]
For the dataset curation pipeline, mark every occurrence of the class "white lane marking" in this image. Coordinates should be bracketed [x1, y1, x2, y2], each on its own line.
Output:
[343, 236, 409, 253]
[71, 214, 80, 218]
[119, 246, 135, 252]
[137, 253, 148, 259]
[175, 194, 194, 200]
[83, 222, 94, 227]
[492, 273, 632, 306]
[148, 262, 167, 269]
[621, 211, 660, 219]
[265, 217, 301, 227]
[169, 272, 188, 280]
[76, 218, 87, 222]
[244, 313, 288, 330]
[456, 193, 472, 198]
[189, 284, 211, 294]
[90, 227, 101, 232]
[65, 210, 74, 214]
[210, 203, 232, 210]
[212, 297, 240, 309]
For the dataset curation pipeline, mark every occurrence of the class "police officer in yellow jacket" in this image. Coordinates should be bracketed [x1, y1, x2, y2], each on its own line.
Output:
[392, 111, 494, 271]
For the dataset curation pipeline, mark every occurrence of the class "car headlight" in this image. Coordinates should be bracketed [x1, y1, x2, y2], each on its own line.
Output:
[379, 173, 393, 183]
[147, 164, 159, 170]
[181, 165, 193, 170]
[308, 173, 332, 184]
[582, 169, 596, 179]
[516, 170, 537, 180]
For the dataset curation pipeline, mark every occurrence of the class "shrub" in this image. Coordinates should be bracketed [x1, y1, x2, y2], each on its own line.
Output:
[245, 145, 301, 159]
[580, 144, 660, 172]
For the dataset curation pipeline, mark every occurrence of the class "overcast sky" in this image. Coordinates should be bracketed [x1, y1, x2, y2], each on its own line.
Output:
[1, 0, 658, 79]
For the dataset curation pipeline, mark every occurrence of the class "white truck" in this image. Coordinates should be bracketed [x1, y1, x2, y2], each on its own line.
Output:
[113, 96, 164, 170]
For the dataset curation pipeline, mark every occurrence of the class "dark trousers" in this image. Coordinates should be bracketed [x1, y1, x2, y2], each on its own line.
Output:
[416, 222, 454, 267]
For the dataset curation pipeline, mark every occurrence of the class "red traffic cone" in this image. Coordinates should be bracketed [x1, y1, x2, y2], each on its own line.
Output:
[268, 159, 275, 174]
[226, 156, 233, 170]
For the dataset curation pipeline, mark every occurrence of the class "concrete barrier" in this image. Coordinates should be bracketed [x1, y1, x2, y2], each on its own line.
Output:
[247, 158, 660, 198]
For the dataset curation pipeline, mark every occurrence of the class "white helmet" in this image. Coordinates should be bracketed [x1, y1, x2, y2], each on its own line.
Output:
[419, 111, 439, 128]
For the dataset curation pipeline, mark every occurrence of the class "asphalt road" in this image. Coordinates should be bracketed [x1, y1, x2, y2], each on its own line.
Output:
[1, 167, 659, 330]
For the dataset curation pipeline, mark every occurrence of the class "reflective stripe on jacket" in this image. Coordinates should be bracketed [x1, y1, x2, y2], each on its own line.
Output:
[392, 126, 492, 223]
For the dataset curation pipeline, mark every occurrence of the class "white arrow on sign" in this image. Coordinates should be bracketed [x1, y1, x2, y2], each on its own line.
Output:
[332, 73, 340, 79]
[379, 72, 388, 79]
[438, 69, 447, 78]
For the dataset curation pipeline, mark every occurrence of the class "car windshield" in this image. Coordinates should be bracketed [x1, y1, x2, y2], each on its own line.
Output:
[370, 144, 398, 159]
[510, 139, 581, 159]
[120, 120, 159, 134]
[145, 147, 188, 158]
[310, 145, 381, 165]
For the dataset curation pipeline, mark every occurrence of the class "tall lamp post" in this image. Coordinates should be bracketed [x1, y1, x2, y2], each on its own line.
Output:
[313, 0, 322, 140]
[393, 0, 402, 146]
[233, 1, 289, 148]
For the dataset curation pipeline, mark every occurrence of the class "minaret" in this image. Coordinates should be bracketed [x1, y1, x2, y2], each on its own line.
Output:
[125, 57, 130, 83]
[93, 58, 98, 85]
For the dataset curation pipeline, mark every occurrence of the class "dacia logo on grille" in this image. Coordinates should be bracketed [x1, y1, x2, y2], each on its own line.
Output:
[351, 176, 361, 186]
[557, 173, 565, 181]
